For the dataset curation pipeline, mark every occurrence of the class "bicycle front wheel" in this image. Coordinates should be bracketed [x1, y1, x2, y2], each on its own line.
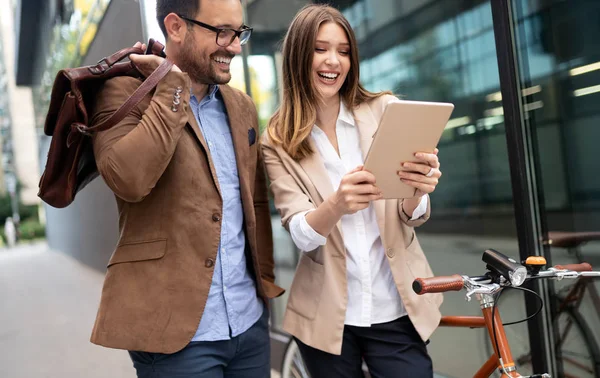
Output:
[281, 339, 311, 378]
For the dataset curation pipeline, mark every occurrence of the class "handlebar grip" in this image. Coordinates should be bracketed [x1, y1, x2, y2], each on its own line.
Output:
[412, 275, 464, 295]
[554, 262, 593, 272]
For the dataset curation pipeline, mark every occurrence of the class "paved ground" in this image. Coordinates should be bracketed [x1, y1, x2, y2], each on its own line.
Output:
[0, 242, 133, 378]
[0, 242, 283, 378]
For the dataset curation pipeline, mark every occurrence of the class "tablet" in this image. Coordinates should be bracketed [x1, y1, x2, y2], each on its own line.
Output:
[363, 100, 454, 199]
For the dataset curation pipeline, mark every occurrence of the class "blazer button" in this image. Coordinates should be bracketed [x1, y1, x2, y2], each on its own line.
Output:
[205, 258, 215, 268]
[386, 247, 395, 258]
[212, 213, 221, 222]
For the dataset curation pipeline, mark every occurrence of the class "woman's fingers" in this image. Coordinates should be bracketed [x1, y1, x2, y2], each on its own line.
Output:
[413, 152, 440, 168]
[398, 170, 439, 184]
[346, 170, 377, 185]
[349, 165, 364, 174]
[399, 178, 437, 194]
[400, 162, 436, 176]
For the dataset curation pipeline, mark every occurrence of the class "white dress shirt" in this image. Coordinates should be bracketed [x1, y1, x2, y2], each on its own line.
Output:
[289, 101, 428, 326]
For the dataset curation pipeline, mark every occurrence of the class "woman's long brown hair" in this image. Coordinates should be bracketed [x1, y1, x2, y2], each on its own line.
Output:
[266, 4, 391, 160]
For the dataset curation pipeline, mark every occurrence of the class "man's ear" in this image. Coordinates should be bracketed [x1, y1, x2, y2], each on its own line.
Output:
[163, 13, 186, 43]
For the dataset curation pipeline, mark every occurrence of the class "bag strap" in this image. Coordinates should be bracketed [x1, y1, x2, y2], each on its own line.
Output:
[74, 58, 174, 136]
[104, 46, 145, 66]
[88, 46, 145, 75]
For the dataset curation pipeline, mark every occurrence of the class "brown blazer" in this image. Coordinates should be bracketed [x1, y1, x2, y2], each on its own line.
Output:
[89, 71, 284, 354]
[261, 95, 443, 355]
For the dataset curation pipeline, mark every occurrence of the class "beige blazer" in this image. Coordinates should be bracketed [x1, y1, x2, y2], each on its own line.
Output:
[261, 94, 442, 355]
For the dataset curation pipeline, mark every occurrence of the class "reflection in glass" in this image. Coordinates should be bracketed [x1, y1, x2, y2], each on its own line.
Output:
[513, 0, 600, 376]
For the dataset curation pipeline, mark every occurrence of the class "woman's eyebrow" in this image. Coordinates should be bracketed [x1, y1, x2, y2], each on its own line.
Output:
[315, 40, 350, 46]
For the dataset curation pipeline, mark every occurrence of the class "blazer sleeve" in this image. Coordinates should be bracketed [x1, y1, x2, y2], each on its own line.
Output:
[91, 72, 192, 202]
[399, 195, 431, 227]
[260, 134, 316, 231]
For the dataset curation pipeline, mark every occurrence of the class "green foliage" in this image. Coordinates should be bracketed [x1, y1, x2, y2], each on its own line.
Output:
[18, 220, 46, 240]
[0, 193, 38, 222]
[0, 219, 46, 245]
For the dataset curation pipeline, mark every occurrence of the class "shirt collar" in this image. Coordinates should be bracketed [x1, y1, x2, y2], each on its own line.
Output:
[191, 85, 220, 104]
[337, 100, 356, 126]
[312, 100, 355, 136]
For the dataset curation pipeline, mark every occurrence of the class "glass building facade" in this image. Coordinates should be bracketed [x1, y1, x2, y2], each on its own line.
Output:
[239, 0, 600, 376]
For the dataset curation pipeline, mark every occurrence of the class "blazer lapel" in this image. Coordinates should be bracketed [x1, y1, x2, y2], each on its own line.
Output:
[354, 101, 387, 246]
[298, 134, 346, 256]
[298, 138, 334, 203]
[185, 97, 222, 197]
[219, 86, 252, 215]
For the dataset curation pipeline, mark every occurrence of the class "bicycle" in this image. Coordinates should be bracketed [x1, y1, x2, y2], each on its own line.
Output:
[413, 248, 600, 378]
[482, 232, 600, 377]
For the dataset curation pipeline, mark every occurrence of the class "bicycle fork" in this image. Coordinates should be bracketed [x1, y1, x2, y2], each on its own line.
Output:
[476, 293, 551, 378]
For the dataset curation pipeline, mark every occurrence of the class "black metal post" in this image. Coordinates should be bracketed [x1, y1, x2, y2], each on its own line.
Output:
[490, 0, 557, 375]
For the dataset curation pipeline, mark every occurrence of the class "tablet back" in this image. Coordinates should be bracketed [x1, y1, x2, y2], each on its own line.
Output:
[363, 100, 454, 199]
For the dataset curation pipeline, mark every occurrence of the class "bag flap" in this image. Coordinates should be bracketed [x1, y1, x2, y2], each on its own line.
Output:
[44, 70, 76, 136]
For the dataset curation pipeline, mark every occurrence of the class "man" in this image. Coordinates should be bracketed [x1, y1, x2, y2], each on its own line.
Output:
[88, 0, 284, 376]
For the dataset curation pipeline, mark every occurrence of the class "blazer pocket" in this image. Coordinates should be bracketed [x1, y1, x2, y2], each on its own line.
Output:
[287, 254, 325, 320]
[107, 238, 167, 267]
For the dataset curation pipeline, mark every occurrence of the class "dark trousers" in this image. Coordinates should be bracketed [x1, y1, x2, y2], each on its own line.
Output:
[295, 315, 433, 378]
[128, 307, 270, 378]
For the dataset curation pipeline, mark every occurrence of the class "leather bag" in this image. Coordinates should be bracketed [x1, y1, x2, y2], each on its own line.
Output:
[38, 39, 172, 208]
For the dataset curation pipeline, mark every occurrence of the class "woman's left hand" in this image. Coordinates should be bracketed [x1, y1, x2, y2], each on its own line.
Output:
[397, 148, 442, 197]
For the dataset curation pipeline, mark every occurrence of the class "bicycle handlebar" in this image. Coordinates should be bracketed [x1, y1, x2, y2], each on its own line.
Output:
[412, 274, 464, 295]
[413, 263, 598, 295]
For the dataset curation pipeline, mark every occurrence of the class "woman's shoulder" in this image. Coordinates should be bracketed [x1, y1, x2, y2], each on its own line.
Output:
[260, 129, 286, 156]
[359, 94, 400, 119]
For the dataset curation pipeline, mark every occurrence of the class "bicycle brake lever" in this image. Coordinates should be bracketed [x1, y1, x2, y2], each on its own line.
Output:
[465, 285, 500, 301]
[549, 268, 579, 280]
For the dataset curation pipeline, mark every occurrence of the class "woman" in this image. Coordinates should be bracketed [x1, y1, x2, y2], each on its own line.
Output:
[261, 4, 443, 377]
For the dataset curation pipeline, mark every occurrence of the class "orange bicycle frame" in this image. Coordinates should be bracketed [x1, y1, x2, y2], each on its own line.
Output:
[441, 306, 520, 378]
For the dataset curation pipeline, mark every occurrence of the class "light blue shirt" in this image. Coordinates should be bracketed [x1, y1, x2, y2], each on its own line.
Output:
[190, 86, 263, 341]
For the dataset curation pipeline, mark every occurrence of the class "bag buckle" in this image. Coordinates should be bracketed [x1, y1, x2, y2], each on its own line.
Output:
[76, 123, 92, 136]
[89, 58, 109, 75]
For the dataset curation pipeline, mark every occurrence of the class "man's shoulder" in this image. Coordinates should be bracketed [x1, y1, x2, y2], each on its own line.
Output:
[98, 76, 144, 97]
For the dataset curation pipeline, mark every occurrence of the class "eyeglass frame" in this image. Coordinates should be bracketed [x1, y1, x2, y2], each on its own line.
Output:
[178, 15, 253, 47]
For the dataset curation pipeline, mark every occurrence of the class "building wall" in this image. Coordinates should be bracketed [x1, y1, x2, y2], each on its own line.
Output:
[0, 3, 40, 205]
[43, 0, 144, 271]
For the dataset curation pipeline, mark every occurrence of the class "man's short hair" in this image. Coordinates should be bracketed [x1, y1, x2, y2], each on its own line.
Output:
[156, 0, 200, 38]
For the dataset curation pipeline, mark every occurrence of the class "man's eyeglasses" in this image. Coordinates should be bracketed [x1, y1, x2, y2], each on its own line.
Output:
[179, 16, 252, 47]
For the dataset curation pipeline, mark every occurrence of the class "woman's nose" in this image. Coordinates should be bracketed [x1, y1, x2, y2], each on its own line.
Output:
[325, 52, 340, 66]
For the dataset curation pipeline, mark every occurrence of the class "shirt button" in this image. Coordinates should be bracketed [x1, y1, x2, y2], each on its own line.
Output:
[212, 213, 221, 222]
[386, 247, 395, 258]
[205, 258, 215, 268]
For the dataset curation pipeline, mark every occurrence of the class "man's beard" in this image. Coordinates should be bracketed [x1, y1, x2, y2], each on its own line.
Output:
[178, 34, 233, 85]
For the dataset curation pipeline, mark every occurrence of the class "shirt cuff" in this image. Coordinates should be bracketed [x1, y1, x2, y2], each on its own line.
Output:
[289, 210, 328, 252]
[410, 195, 428, 220]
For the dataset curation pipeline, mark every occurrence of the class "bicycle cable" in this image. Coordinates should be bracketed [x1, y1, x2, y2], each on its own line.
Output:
[501, 286, 544, 326]
[491, 285, 544, 373]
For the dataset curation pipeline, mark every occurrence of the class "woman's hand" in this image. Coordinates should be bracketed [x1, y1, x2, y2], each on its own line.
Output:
[330, 166, 383, 216]
[397, 148, 442, 197]
[129, 41, 182, 77]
